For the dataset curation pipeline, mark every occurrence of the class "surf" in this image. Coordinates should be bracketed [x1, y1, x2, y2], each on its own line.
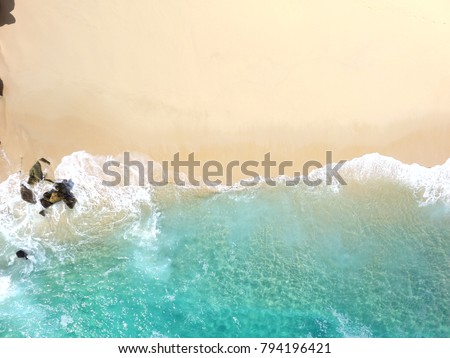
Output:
[0, 150, 449, 337]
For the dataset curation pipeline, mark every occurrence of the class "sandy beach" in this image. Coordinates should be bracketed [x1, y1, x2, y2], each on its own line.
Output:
[1, 0, 450, 181]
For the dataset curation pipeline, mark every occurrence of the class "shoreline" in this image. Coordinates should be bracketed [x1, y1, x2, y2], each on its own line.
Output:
[1, 108, 449, 183]
[2, 148, 449, 190]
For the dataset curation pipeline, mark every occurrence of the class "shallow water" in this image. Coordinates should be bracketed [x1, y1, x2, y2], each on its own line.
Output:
[0, 152, 449, 337]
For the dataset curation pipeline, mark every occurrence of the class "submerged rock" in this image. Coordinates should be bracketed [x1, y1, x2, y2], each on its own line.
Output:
[20, 183, 37, 204]
[16, 250, 28, 260]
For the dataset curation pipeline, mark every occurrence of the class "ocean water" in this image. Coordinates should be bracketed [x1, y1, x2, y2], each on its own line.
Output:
[0, 152, 449, 338]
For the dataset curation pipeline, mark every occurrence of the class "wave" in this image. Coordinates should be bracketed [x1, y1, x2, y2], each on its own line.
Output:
[217, 152, 450, 206]
[337, 153, 450, 206]
[0, 151, 449, 251]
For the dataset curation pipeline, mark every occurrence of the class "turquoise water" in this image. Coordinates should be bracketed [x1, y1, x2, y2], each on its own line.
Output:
[0, 152, 449, 337]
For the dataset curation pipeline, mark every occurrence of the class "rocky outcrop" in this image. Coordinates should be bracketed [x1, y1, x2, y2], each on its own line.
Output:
[27, 158, 51, 185]
[20, 183, 36, 204]
[20, 159, 77, 214]
[0, 0, 16, 27]
[40, 179, 77, 210]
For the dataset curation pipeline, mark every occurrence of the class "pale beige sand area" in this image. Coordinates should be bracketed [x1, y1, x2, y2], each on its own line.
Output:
[0, 0, 450, 181]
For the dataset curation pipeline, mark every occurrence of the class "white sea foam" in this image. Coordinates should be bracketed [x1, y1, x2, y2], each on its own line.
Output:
[0, 151, 448, 256]
[331, 309, 372, 338]
[282, 152, 450, 205]
[0, 276, 11, 302]
[0, 151, 160, 266]
[60, 314, 74, 329]
[338, 153, 450, 205]
[214, 153, 450, 205]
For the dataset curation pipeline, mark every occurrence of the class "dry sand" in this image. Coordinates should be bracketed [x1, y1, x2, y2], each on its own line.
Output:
[1, 0, 450, 181]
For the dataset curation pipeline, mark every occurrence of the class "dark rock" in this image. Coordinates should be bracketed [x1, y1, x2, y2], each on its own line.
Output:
[39, 179, 77, 211]
[55, 179, 74, 194]
[0, 0, 15, 27]
[63, 193, 77, 209]
[16, 249, 28, 260]
[27, 161, 44, 185]
[20, 183, 36, 204]
[39, 158, 51, 165]
[39, 210, 46, 217]
[40, 189, 62, 208]
[27, 158, 51, 185]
